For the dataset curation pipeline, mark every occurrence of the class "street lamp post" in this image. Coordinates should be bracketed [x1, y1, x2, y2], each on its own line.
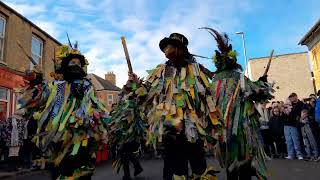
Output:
[236, 32, 249, 77]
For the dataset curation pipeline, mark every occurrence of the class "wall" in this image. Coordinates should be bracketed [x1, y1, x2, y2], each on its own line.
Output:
[249, 52, 314, 101]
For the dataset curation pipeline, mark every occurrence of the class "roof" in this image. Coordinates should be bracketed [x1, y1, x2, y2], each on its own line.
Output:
[0, 1, 61, 46]
[91, 74, 121, 91]
[249, 51, 308, 61]
[299, 19, 320, 45]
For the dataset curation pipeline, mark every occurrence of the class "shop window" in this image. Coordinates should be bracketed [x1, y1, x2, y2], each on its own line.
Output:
[30, 35, 43, 69]
[0, 87, 9, 121]
[0, 16, 6, 61]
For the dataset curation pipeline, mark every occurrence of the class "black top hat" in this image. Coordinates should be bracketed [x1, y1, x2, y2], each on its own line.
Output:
[159, 33, 189, 52]
[61, 53, 86, 69]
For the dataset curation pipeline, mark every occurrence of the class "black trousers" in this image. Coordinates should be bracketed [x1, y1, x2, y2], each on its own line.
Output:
[120, 142, 142, 177]
[8, 156, 19, 171]
[260, 129, 273, 156]
[51, 143, 94, 180]
[163, 134, 207, 179]
[271, 134, 286, 155]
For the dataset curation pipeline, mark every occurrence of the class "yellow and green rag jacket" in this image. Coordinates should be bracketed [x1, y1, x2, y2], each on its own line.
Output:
[19, 79, 109, 179]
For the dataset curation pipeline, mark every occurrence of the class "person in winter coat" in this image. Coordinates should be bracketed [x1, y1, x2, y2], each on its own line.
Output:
[2, 109, 25, 171]
[283, 94, 304, 160]
[268, 107, 286, 158]
[257, 103, 273, 158]
[300, 109, 320, 161]
[20, 117, 37, 169]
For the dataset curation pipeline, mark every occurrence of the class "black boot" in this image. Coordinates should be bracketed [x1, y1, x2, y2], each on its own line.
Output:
[123, 161, 131, 180]
[134, 165, 143, 177]
[122, 175, 132, 180]
[8, 156, 19, 172]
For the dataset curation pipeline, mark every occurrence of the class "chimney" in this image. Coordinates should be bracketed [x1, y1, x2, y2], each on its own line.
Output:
[105, 72, 116, 85]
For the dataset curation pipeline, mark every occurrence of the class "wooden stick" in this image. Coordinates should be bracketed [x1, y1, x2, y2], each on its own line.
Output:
[263, 49, 274, 76]
[121, 36, 133, 73]
[17, 40, 38, 65]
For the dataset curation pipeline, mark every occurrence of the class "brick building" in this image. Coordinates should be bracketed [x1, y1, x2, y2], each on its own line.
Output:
[248, 52, 314, 101]
[299, 19, 320, 91]
[0, 1, 61, 120]
[88, 72, 121, 112]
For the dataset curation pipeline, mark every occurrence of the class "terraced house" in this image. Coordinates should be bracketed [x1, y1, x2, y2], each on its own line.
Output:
[0, 1, 61, 120]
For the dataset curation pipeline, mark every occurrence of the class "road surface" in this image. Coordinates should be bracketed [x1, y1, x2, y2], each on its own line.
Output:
[13, 158, 320, 180]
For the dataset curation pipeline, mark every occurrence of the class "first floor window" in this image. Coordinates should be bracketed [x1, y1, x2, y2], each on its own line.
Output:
[30, 35, 43, 69]
[0, 16, 6, 61]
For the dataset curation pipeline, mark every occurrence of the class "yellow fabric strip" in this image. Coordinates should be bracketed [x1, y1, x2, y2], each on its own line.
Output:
[54, 142, 72, 166]
[82, 139, 88, 147]
[33, 83, 58, 120]
[58, 98, 76, 132]
[190, 87, 195, 99]
[187, 64, 195, 78]
[200, 71, 209, 87]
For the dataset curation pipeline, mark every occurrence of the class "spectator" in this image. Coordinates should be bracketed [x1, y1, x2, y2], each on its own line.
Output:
[268, 101, 280, 119]
[307, 96, 316, 121]
[20, 117, 37, 169]
[269, 107, 286, 158]
[283, 94, 304, 160]
[309, 94, 317, 100]
[0, 113, 7, 161]
[279, 101, 284, 107]
[315, 90, 320, 124]
[257, 103, 273, 158]
[2, 109, 25, 171]
[271, 101, 279, 109]
[300, 109, 320, 161]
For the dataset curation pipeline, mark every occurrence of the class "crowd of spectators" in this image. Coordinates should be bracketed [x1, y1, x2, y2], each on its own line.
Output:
[259, 92, 320, 161]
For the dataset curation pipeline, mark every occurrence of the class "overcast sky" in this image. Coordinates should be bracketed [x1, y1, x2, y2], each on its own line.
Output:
[3, 0, 320, 86]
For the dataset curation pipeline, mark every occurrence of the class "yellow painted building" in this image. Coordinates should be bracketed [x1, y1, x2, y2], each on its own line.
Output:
[299, 19, 320, 91]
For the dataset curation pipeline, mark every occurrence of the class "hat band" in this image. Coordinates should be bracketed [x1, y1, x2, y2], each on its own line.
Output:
[171, 37, 186, 45]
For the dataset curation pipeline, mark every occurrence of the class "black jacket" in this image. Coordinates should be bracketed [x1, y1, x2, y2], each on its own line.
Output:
[268, 114, 285, 136]
[285, 100, 306, 127]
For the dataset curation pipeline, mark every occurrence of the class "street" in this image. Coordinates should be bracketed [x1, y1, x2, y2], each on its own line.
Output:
[13, 159, 320, 180]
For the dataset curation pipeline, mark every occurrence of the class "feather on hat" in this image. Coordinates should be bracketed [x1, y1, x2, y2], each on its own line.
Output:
[200, 27, 242, 72]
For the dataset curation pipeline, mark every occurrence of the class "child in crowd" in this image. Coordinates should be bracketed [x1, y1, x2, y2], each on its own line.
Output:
[268, 107, 286, 158]
[300, 109, 320, 161]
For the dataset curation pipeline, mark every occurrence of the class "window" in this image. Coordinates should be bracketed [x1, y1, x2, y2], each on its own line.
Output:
[108, 94, 113, 105]
[0, 87, 10, 120]
[0, 16, 6, 61]
[30, 36, 43, 69]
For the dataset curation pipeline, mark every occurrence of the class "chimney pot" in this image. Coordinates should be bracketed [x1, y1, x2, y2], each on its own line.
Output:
[105, 71, 116, 85]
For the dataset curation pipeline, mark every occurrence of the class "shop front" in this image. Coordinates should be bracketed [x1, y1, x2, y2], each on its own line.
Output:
[0, 66, 24, 121]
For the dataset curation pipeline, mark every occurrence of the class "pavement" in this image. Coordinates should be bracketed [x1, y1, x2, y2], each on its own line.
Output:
[2, 158, 320, 180]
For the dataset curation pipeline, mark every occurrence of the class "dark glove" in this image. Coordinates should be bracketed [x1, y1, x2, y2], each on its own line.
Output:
[258, 75, 268, 82]
[24, 70, 43, 86]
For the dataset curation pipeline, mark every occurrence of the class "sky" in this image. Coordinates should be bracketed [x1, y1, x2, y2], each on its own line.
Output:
[2, 0, 320, 86]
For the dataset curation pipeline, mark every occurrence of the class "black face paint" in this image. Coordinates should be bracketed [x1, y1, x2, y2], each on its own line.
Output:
[63, 65, 86, 82]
